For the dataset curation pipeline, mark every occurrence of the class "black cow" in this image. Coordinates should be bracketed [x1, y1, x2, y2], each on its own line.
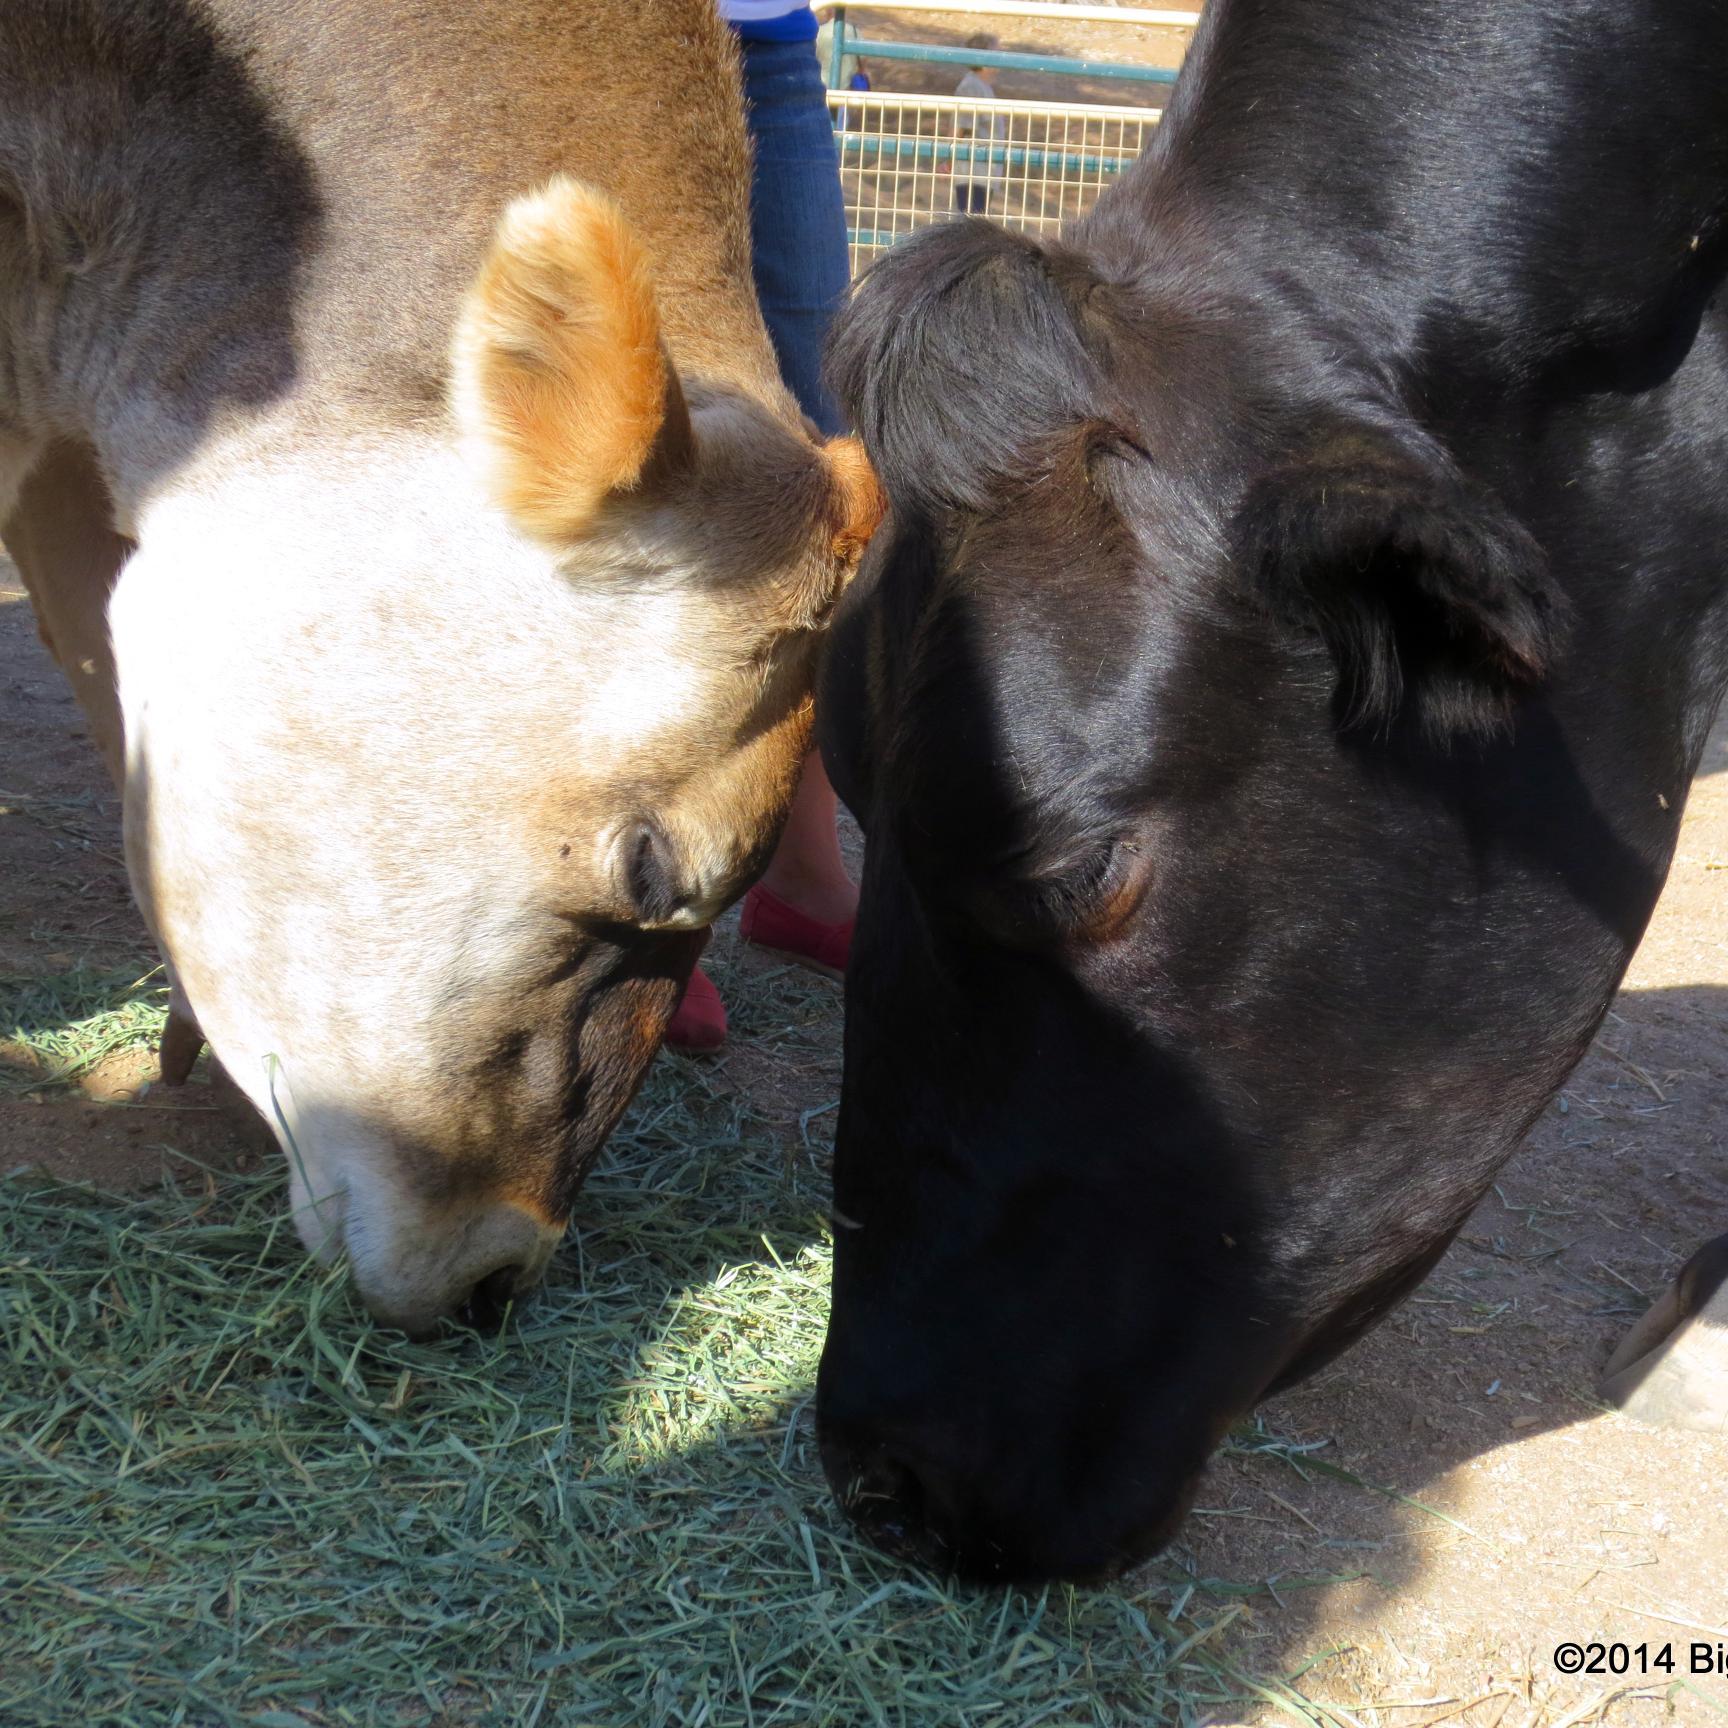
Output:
[815, 0, 1728, 1583]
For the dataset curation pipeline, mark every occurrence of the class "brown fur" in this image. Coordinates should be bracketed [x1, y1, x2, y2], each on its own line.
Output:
[3, 441, 131, 785]
[454, 181, 691, 543]
[823, 435, 889, 565]
[226, 0, 791, 420]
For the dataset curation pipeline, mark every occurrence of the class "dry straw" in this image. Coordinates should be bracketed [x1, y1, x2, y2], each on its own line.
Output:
[0, 951, 1330, 1727]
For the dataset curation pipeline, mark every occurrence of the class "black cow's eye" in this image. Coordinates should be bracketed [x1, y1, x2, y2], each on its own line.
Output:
[970, 839, 1149, 948]
[1036, 840, 1121, 909]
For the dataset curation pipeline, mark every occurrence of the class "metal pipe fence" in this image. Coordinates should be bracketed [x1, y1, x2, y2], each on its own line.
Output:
[828, 90, 1160, 273]
[821, 1, 1198, 91]
[834, 35, 1177, 85]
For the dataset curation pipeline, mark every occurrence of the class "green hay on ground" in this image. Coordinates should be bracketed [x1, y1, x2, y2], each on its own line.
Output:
[0, 966, 169, 1096]
[0, 960, 1327, 1728]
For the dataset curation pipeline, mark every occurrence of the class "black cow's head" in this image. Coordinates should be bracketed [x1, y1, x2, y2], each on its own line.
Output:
[813, 221, 1615, 1582]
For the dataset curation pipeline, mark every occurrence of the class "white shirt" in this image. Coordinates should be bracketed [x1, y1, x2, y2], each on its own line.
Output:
[955, 72, 1006, 184]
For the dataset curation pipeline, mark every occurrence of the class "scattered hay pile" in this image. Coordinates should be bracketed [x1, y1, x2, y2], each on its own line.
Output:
[0, 951, 1292, 1727]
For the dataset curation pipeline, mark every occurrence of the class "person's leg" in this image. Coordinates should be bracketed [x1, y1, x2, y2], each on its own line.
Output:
[666, 35, 856, 1050]
[735, 39, 856, 925]
[739, 39, 851, 436]
[756, 751, 855, 923]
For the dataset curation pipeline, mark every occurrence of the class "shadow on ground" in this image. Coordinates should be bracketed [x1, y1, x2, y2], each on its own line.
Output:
[1154, 979, 1728, 1724]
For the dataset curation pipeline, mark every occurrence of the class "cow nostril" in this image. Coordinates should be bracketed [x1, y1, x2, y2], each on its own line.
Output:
[838, 1442, 953, 1562]
[458, 1263, 524, 1331]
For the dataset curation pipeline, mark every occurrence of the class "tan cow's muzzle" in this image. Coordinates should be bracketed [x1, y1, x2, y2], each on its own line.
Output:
[286, 1140, 564, 1336]
[362, 1203, 564, 1338]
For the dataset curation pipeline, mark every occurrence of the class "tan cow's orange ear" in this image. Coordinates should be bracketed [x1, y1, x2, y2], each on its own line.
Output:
[822, 435, 886, 564]
[452, 177, 694, 544]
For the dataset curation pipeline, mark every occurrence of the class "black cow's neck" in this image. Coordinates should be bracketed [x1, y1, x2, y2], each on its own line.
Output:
[1086, 0, 1728, 412]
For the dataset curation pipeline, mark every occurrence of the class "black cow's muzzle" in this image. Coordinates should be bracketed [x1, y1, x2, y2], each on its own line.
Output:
[817, 1407, 1194, 1585]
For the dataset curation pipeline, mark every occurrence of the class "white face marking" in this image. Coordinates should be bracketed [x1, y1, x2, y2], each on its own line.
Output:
[109, 437, 815, 1329]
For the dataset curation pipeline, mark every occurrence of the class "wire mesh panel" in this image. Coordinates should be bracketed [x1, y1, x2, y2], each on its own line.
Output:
[827, 91, 1157, 274]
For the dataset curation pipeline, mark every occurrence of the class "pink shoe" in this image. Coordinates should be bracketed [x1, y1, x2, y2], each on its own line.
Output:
[739, 884, 853, 978]
[665, 964, 727, 1053]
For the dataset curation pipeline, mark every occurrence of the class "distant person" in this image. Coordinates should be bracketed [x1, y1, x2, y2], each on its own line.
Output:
[839, 59, 871, 130]
[953, 32, 1006, 215]
[815, 15, 861, 88]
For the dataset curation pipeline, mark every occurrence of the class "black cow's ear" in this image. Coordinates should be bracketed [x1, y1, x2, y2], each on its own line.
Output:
[826, 220, 1097, 515]
[1233, 430, 1567, 739]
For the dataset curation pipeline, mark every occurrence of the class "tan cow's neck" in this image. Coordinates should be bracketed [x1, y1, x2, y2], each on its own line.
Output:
[0, 0, 796, 518]
[226, 0, 789, 409]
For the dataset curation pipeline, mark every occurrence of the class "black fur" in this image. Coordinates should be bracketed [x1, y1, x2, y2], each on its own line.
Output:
[826, 220, 1101, 515]
[814, 0, 1728, 1584]
[1233, 425, 1568, 737]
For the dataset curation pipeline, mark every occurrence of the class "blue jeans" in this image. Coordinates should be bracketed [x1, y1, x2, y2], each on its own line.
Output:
[738, 38, 851, 437]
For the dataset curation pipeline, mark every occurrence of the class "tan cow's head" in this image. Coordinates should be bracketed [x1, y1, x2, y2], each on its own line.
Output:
[110, 180, 879, 1332]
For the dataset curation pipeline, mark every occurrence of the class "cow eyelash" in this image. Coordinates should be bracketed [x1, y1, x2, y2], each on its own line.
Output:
[1030, 839, 1123, 904]
[974, 839, 1142, 945]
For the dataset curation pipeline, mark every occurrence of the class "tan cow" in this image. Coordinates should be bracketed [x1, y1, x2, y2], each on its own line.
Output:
[0, 0, 879, 1332]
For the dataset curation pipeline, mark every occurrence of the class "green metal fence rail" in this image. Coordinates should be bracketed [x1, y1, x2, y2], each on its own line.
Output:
[829, 32, 1178, 86]
[820, 4, 1197, 274]
[838, 133, 1132, 176]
